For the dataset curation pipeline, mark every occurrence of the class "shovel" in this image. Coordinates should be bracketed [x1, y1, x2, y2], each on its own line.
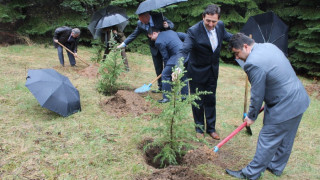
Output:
[134, 74, 162, 93]
[213, 106, 264, 153]
[56, 41, 90, 66]
[243, 75, 252, 135]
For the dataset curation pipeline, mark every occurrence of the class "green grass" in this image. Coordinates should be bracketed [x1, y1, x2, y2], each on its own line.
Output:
[0, 44, 319, 179]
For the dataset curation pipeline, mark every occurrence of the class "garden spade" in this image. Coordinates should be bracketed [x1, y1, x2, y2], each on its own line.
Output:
[134, 74, 161, 93]
[213, 106, 264, 153]
[56, 41, 90, 66]
[243, 75, 252, 135]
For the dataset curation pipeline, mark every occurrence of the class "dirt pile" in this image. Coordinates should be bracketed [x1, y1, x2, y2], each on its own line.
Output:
[101, 90, 161, 118]
[305, 82, 320, 99]
[137, 166, 212, 180]
[183, 145, 217, 166]
[138, 139, 217, 180]
[78, 64, 99, 78]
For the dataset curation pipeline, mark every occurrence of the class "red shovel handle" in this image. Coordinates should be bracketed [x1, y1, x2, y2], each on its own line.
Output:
[213, 106, 264, 152]
[215, 121, 247, 150]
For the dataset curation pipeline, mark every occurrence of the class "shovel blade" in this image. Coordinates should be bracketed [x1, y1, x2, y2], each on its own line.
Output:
[245, 126, 253, 136]
[134, 83, 151, 93]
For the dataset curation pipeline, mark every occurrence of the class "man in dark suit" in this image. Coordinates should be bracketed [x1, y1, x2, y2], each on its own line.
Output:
[148, 28, 188, 103]
[117, 12, 174, 92]
[225, 33, 310, 180]
[53, 26, 80, 67]
[178, 4, 233, 140]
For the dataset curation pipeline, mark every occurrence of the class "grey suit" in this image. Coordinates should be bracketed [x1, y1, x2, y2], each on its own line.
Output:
[241, 43, 310, 179]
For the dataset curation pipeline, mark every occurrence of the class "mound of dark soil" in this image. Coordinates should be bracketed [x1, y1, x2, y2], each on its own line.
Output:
[78, 63, 99, 78]
[305, 82, 320, 99]
[101, 90, 161, 118]
[183, 145, 217, 166]
[138, 139, 217, 180]
[137, 166, 212, 180]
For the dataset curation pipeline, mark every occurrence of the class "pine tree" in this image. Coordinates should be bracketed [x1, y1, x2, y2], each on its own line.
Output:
[142, 58, 211, 167]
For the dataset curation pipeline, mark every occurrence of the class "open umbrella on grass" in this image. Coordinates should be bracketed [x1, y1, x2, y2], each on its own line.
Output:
[25, 69, 81, 117]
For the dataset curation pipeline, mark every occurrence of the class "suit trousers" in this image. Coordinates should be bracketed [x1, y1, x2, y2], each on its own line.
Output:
[57, 45, 76, 66]
[162, 65, 188, 99]
[151, 52, 163, 90]
[242, 113, 303, 180]
[189, 75, 217, 134]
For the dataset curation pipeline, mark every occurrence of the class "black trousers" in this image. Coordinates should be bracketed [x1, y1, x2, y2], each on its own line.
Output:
[189, 75, 218, 134]
[151, 52, 163, 90]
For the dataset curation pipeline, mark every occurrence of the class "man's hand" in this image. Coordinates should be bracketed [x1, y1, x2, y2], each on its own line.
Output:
[244, 116, 255, 126]
[163, 21, 169, 28]
[117, 42, 125, 49]
[171, 68, 182, 81]
[74, 53, 77, 57]
[54, 39, 58, 43]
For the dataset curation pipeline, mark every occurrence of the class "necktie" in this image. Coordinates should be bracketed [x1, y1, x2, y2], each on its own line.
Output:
[209, 30, 218, 52]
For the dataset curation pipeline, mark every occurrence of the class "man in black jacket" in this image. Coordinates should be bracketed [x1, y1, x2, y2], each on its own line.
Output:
[53, 26, 80, 67]
[178, 4, 233, 140]
[117, 12, 173, 92]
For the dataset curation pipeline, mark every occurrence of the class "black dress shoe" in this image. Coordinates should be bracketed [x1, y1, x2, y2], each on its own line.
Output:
[158, 98, 170, 103]
[225, 169, 246, 179]
[266, 167, 281, 176]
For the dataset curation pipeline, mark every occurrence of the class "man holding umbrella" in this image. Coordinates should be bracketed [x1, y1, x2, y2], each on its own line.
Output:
[117, 12, 174, 92]
[225, 33, 310, 179]
[53, 26, 80, 67]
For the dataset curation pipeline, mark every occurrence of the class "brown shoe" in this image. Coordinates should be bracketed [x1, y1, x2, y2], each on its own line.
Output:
[209, 132, 220, 140]
[196, 133, 204, 139]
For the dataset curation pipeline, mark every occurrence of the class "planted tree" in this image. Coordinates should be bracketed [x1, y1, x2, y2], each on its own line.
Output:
[97, 36, 124, 95]
[143, 58, 211, 168]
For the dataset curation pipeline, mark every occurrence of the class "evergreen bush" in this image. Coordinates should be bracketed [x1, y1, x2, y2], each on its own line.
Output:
[142, 58, 211, 167]
[97, 37, 124, 95]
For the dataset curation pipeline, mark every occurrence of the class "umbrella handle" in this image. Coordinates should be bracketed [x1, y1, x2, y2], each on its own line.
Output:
[150, 74, 162, 84]
[56, 41, 90, 66]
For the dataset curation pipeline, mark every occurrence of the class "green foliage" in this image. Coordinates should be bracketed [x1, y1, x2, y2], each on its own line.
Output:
[254, 0, 320, 77]
[90, 39, 105, 63]
[97, 38, 124, 95]
[142, 58, 211, 167]
[0, 2, 26, 23]
[2, 0, 320, 77]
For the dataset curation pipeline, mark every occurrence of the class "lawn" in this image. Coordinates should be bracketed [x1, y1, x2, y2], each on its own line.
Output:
[0, 44, 319, 179]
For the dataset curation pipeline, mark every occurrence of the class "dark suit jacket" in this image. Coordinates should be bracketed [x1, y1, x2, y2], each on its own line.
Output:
[155, 30, 183, 66]
[53, 26, 79, 52]
[124, 13, 174, 56]
[244, 43, 310, 124]
[179, 21, 232, 83]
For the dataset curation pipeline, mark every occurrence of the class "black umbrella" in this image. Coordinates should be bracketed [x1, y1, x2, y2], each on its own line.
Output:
[135, 0, 187, 15]
[88, 5, 129, 39]
[25, 69, 81, 117]
[241, 11, 289, 56]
